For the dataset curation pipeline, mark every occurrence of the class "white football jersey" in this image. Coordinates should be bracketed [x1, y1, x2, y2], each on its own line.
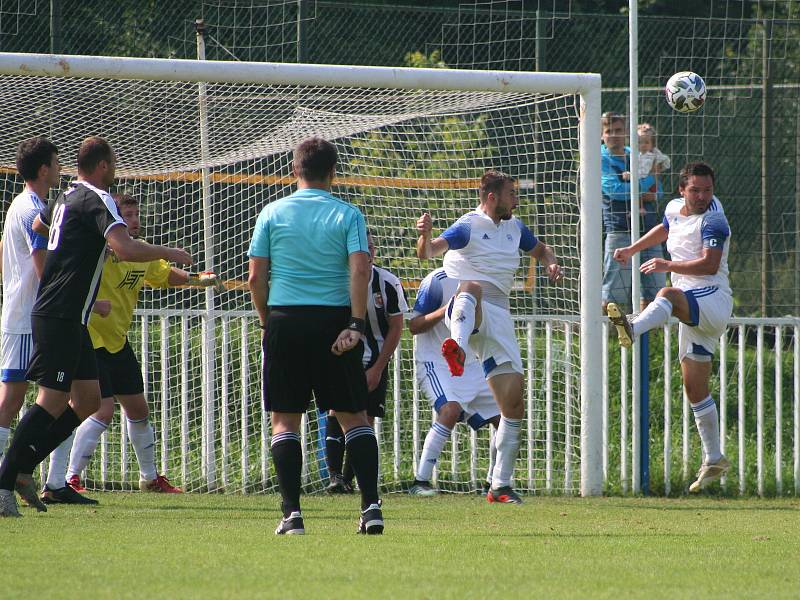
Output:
[440, 207, 538, 296]
[411, 268, 478, 365]
[1, 188, 48, 334]
[662, 196, 731, 295]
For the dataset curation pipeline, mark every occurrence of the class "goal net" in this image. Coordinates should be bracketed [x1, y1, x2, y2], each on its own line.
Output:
[0, 53, 601, 496]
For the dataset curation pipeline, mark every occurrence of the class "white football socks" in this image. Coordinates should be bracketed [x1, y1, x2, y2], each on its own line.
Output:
[128, 418, 157, 481]
[450, 292, 477, 349]
[632, 296, 673, 337]
[486, 424, 497, 486]
[416, 421, 451, 482]
[491, 417, 521, 488]
[67, 416, 108, 478]
[692, 396, 722, 464]
[0, 425, 9, 461]
[46, 432, 74, 489]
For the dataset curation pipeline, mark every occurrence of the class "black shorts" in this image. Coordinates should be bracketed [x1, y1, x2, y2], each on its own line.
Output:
[263, 306, 369, 414]
[96, 340, 144, 398]
[366, 366, 389, 418]
[27, 316, 98, 392]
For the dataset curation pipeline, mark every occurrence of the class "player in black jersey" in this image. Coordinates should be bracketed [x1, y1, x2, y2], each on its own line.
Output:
[0, 136, 192, 517]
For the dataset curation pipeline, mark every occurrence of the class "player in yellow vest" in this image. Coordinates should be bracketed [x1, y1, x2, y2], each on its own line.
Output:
[42, 193, 223, 502]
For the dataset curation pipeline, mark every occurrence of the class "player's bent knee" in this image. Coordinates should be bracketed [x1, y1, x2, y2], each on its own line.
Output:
[437, 402, 462, 428]
[457, 281, 482, 300]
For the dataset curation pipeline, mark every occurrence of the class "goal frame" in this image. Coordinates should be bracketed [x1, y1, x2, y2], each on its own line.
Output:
[0, 52, 603, 496]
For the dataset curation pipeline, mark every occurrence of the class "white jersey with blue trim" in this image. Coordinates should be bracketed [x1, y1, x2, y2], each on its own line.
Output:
[440, 207, 538, 296]
[1, 189, 48, 334]
[662, 196, 731, 295]
[411, 268, 478, 364]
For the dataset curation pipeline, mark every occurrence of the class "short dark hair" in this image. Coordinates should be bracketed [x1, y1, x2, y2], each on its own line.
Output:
[678, 161, 715, 188]
[15, 136, 58, 182]
[479, 169, 515, 201]
[113, 192, 138, 210]
[293, 137, 337, 181]
[77, 136, 114, 174]
[601, 111, 626, 128]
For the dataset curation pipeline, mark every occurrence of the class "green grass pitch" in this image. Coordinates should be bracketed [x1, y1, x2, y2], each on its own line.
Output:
[2, 493, 799, 599]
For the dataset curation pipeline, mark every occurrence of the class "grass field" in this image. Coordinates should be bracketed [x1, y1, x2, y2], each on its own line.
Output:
[2, 493, 799, 599]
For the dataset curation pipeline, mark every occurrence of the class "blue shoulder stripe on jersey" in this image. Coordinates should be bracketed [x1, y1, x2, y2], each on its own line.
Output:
[413, 272, 444, 315]
[441, 219, 471, 250]
[701, 211, 730, 247]
[516, 220, 538, 252]
[662, 215, 670, 230]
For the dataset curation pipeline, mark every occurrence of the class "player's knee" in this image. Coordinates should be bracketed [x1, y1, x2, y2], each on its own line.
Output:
[437, 402, 462, 428]
[94, 402, 115, 424]
[458, 281, 482, 300]
[657, 287, 682, 304]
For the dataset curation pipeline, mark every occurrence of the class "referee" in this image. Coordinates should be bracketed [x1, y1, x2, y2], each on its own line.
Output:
[248, 137, 383, 535]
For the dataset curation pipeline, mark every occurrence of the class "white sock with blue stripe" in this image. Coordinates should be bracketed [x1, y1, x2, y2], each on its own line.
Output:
[46, 432, 74, 489]
[68, 416, 107, 478]
[632, 296, 672, 337]
[486, 424, 497, 485]
[416, 421, 452, 482]
[691, 396, 721, 464]
[128, 418, 157, 481]
[450, 292, 477, 349]
[491, 417, 522, 488]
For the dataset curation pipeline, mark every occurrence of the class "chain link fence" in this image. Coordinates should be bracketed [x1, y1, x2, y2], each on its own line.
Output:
[0, 0, 797, 316]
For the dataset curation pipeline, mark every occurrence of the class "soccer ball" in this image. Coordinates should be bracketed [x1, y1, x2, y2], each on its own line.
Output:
[664, 71, 706, 113]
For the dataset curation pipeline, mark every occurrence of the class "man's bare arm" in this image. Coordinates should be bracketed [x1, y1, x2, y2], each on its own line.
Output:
[248, 257, 271, 328]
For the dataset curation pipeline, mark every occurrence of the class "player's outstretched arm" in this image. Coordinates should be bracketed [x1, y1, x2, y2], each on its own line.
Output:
[416, 212, 449, 259]
[169, 268, 226, 293]
[642, 247, 723, 277]
[613, 223, 669, 266]
[407, 305, 446, 335]
[106, 226, 192, 265]
[530, 242, 563, 283]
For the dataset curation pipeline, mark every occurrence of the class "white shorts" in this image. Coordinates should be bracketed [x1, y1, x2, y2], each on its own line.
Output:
[416, 357, 500, 429]
[445, 296, 523, 376]
[1, 331, 34, 382]
[678, 287, 733, 362]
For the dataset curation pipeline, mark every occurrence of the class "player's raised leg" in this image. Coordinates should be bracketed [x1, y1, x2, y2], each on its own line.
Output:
[442, 282, 482, 377]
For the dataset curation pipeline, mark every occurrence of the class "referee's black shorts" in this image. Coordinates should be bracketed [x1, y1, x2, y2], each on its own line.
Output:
[96, 339, 144, 399]
[263, 306, 369, 414]
[26, 315, 98, 392]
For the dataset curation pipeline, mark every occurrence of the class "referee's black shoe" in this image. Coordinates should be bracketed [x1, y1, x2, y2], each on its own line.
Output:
[41, 484, 99, 505]
[357, 502, 384, 535]
[275, 511, 305, 535]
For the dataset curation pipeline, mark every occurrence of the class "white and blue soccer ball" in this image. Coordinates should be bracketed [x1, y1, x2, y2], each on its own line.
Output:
[665, 71, 706, 113]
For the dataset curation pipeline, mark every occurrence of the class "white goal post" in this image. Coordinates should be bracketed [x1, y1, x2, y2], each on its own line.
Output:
[0, 52, 602, 496]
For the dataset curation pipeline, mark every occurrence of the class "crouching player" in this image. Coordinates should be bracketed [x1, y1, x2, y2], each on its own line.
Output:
[42, 193, 224, 502]
[608, 161, 732, 492]
[408, 267, 499, 496]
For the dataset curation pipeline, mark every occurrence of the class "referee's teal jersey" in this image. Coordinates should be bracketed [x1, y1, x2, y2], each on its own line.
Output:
[248, 188, 369, 306]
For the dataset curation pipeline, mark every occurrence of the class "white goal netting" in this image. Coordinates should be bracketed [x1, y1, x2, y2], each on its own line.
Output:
[0, 62, 588, 494]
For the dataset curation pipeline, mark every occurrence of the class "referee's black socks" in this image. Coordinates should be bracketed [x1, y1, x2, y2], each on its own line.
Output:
[343, 426, 380, 509]
[271, 431, 302, 517]
[325, 414, 345, 476]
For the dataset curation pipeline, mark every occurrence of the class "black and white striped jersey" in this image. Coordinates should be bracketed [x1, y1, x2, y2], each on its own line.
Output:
[363, 265, 408, 369]
[31, 181, 125, 325]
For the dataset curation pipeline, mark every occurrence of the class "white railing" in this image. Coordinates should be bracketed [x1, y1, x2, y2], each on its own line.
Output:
[83, 311, 799, 496]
